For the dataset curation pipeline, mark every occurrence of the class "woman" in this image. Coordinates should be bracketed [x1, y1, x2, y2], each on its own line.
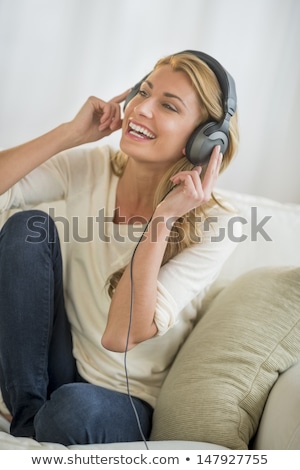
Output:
[0, 50, 239, 445]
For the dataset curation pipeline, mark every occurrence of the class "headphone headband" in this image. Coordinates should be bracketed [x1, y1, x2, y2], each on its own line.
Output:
[181, 50, 237, 117]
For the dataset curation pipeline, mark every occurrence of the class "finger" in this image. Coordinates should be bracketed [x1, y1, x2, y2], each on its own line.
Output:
[99, 114, 113, 130]
[170, 167, 202, 186]
[109, 115, 123, 131]
[99, 101, 120, 126]
[192, 165, 202, 175]
[202, 146, 221, 180]
[170, 173, 200, 199]
[109, 102, 124, 130]
[98, 101, 113, 122]
[100, 91, 129, 130]
[206, 145, 222, 173]
[202, 149, 223, 194]
[99, 107, 123, 133]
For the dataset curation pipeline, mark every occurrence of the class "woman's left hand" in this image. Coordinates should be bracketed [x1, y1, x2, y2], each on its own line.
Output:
[157, 145, 223, 220]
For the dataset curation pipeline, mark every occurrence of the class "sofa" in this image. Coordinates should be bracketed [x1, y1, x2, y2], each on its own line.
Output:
[0, 188, 300, 450]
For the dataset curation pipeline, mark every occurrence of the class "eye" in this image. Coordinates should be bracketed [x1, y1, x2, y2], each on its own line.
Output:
[138, 89, 148, 97]
[162, 103, 178, 112]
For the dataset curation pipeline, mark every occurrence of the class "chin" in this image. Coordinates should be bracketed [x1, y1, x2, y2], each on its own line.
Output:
[120, 134, 183, 166]
[119, 136, 150, 160]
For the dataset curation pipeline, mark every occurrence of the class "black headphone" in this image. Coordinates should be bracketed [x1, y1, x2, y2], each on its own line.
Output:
[123, 50, 237, 166]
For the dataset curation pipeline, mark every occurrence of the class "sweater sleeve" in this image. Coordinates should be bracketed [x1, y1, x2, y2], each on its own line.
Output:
[0, 146, 112, 214]
[0, 151, 71, 213]
[153, 200, 241, 335]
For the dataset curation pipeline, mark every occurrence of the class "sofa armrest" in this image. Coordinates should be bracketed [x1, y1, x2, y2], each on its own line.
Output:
[252, 362, 300, 450]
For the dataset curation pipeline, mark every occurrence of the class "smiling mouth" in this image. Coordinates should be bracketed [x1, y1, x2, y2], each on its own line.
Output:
[128, 121, 156, 139]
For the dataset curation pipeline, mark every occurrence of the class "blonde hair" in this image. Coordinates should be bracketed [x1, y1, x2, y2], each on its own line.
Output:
[107, 51, 239, 297]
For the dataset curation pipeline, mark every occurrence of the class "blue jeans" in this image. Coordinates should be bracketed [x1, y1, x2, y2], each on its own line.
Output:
[0, 210, 152, 445]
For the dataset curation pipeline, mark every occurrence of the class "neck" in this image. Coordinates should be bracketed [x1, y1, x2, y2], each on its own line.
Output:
[115, 159, 166, 223]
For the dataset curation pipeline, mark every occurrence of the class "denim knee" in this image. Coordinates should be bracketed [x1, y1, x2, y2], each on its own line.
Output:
[34, 383, 93, 445]
[0, 210, 57, 246]
[34, 383, 153, 446]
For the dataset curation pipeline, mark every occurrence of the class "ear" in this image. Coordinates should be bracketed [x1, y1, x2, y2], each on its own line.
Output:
[182, 147, 186, 156]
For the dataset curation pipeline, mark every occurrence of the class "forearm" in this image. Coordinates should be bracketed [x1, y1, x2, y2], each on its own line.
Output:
[0, 123, 77, 195]
[102, 213, 172, 352]
[0, 93, 128, 196]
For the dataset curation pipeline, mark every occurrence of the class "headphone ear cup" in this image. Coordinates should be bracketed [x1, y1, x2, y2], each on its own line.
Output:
[185, 121, 229, 166]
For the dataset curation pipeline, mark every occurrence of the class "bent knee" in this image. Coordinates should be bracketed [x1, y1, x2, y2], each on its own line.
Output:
[1, 210, 58, 248]
[34, 384, 92, 446]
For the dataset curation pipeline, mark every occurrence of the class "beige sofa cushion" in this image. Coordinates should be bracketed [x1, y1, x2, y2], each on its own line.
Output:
[150, 266, 300, 449]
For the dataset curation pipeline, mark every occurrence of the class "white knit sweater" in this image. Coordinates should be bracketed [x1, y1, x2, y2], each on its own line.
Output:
[0, 145, 238, 408]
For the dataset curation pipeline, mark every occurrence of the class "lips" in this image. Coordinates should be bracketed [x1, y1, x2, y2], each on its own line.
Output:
[128, 121, 156, 140]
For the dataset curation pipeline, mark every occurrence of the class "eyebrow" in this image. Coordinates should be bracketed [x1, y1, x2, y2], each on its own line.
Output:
[143, 79, 187, 108]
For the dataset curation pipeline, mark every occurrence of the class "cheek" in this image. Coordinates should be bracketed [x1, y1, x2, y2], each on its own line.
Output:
[160, 117, 186, 137]
[162, 120, 194, 151]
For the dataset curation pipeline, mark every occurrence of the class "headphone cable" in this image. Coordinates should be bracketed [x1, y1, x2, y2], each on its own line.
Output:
[123, 184, 176, 450]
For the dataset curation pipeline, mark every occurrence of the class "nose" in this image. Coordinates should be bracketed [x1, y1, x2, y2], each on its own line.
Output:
[134, 98, 154, 118]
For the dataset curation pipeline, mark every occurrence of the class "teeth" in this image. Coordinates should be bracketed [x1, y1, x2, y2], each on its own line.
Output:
[129, 122, 155, 139]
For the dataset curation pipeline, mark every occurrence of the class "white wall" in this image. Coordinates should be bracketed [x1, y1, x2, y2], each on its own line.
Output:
[0, 0, 299, 203]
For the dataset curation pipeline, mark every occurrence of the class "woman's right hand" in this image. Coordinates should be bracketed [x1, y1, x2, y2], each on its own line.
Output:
[0, 89, 130, 195]
[68, 89, 130, 146]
